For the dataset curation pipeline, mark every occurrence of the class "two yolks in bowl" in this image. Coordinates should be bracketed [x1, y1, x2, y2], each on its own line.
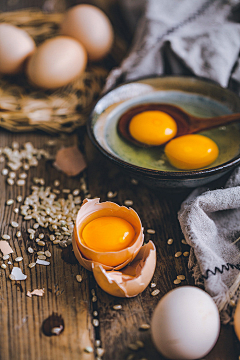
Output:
[127, 109, 219, 170]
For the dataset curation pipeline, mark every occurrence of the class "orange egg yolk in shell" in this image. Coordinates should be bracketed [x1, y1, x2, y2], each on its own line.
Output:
[81, 216, 135, 252]
[129, 110, 177, 146]
[164, 134, 219, 170]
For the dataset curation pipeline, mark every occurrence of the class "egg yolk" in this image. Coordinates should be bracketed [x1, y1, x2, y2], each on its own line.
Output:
[164, 134, 219, 170]
[82, 216, 135, 252]
[129, 110, 177, 146]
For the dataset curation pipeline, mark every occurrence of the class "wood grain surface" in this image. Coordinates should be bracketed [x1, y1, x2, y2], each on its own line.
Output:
[1, 1, 240, 359]
[0, 129, 239, 360]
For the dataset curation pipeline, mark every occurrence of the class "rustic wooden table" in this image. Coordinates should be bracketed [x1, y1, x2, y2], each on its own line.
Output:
[1, 1, 240, 360]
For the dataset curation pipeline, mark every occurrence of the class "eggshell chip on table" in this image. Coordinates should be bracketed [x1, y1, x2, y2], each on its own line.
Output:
[26, 36, 87, 89]
[54, 145, 87, 176]
[0, 23, 35, 75]
[72, 198, 156, 297]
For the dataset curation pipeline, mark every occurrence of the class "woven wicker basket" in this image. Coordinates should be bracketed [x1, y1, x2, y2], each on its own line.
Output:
[0, 9, 126, 133]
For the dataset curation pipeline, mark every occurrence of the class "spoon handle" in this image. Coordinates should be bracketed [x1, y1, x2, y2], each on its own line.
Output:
[190, 113, 240, 133]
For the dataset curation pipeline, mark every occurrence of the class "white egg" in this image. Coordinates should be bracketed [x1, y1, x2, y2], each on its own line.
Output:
[0, 23, 35, 75]
[151, 286, 220, 359]
[26, 36, 87, 89]
[60, 4, 114, 61]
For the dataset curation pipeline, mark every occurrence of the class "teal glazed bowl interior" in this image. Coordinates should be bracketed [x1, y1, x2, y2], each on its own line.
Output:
[88, 76, 240, 189]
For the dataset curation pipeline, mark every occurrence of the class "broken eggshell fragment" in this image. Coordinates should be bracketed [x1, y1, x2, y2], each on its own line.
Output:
[72, 198, 156, 297]
[93, 241, 156, 297]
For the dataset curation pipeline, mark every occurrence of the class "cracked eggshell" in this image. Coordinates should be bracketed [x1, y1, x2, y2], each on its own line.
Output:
[92, 241, 156, 297]
[72, 198, 144, 271]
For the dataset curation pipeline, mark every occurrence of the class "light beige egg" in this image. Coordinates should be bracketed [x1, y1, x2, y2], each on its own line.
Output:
[72, 198, 157, 297]
[60, 4, 114, 61]
[0, 23, 35, 75]
[151, 286, 220, 359]
[26, 36, 87, 89]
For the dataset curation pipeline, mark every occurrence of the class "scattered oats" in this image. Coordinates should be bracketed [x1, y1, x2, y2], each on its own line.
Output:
[62, 189, 70, 194]
[139, 323, 150, 330]
[49, 235, 55, 241]
[8, 261, 12, 265]
[93, 311, 98, 317]
[37, 241, 45, 247]
[147, 229, 155, 234]
[2, 168, 8, 176]
[39, 233, 44, 239]
[45, 250, 51, 258]
[17, 195, 23, 202]
[17, 179, 25, 186]
[175, 251, 182, 258]
[95, 339, 101, 347]
[59, 240, 67, 248]
[36, 258, 50, 266]
[14, 257, 23, 262]
[150, 283, 156, 288]
[28, 247, 34, 254]
[19, 173, 27, 179]
[7, 178, 14, 185]
[107, 191, 117, 198]
[136, 340, 144, 348]
[128, 343, 139, 351]
[24, 215, 32, 220]
[181, 239, 188, 245]
[92, 295, 97, 302]
[3, 254, 10, 260]
[73, 189, 80, 196]
[183, 251, 189, 257]
[37, 251, 44, 255]
[76, 275, 82, 283]
[6, 199, 14, 206]
[14, 208, 19, 214]
[53, 240, 60, 245]
[127, 355, 134, 360]
[174, 279, 181, 285]
[9, 172, 16, 179]
[0, 155, 4, 162]
[167, 238, 173, 245]
[2, 234, 10, 240]
[54, 180, 60, 187]
[96, 348, 105, 357]
[38, 255, 47, 260]
[10, 266, 27, 280]
[230, 299, 236, 307]
[124, 200, 133, 206]
[113, 304, 122, 310]
[33, 223, 39, 229]
[93, 319, 99, 327]
[177, 275, 185, 281]
[29, 234, 34, 240]
[84, 347, 93, 353]
[1, 263, 7, 269]
[53, 189, 60, 194]
[23, 163, 29, 171]
[28, 229, 35, 234]
[151, 289, 160, 296]
[29, 262, 36, 268]
[131, 178, 138, 185]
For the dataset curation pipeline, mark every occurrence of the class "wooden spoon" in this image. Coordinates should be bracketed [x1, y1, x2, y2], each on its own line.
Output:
[117, 103, 240, 147]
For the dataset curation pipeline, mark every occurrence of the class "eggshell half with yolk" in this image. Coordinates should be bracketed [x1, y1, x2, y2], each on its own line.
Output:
[72, 198, 157, 297]
[72, 198, 144, 270]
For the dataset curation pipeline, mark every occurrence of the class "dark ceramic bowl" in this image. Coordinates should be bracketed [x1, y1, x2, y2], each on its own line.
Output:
[87, 76, 240, 189]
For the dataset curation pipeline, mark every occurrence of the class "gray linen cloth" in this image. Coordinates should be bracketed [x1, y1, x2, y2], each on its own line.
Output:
[106, 0, 240, 322]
